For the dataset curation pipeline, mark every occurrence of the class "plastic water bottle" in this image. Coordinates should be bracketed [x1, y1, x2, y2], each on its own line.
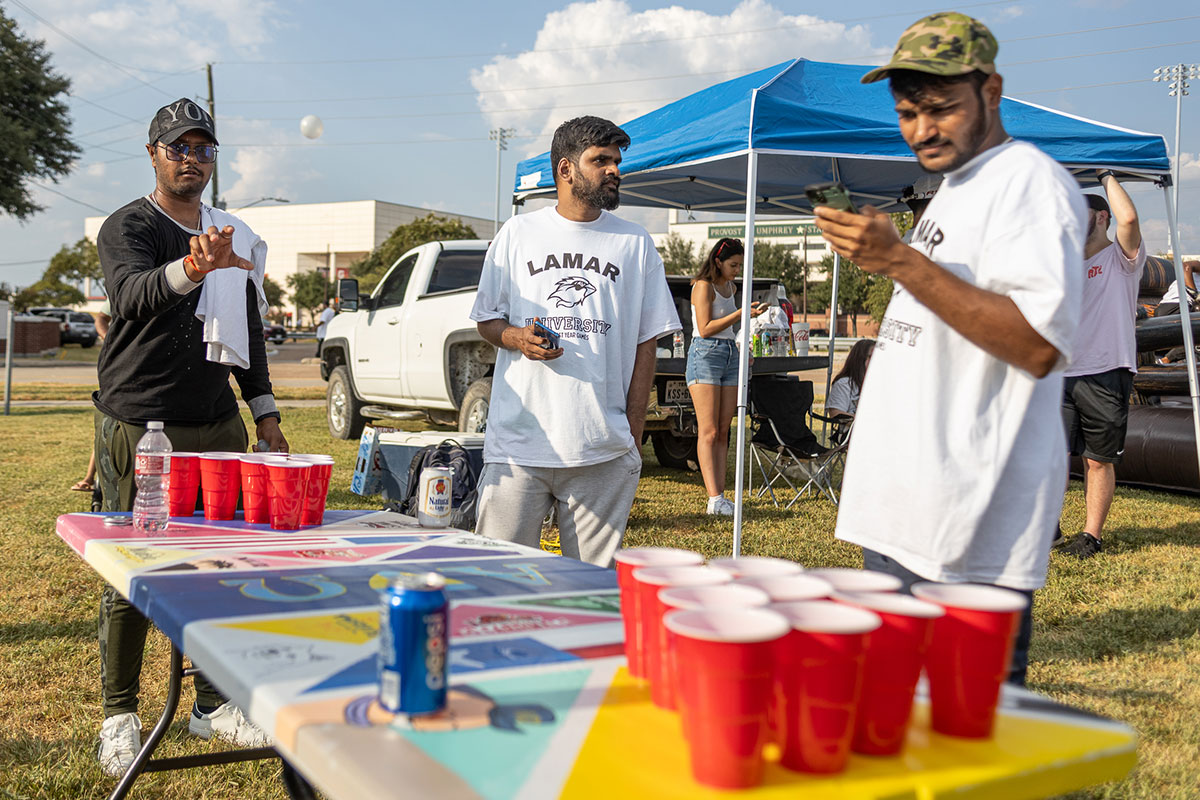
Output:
[672, 331, 685, 359]
[133, 421, 172, 533]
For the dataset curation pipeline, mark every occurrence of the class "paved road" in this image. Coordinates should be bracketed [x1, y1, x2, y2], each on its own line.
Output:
[3, 338, 326, 388]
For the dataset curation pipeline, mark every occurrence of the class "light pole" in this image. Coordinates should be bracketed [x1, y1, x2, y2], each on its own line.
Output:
[231, 197, 290, 212]
[1152, 63, 1200, 224]
[490, 127, 516, 235]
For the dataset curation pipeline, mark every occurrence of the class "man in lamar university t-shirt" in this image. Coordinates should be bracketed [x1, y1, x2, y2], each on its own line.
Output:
[470, 116, 680, 568]
[813, 12, 1086, 686]
[1058, 179, 1145, 559]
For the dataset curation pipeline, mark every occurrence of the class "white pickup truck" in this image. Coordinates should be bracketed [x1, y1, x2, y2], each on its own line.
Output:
[319, 239, 820, 469]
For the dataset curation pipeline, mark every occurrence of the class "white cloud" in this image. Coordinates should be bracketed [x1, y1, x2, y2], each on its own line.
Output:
[1141, 216, 1199, 256]
[470, 0, 885, 155]
[17, 0, 279, 93]
[1179, 152, 1200, 181]
[992, 5, 1026, 21]
[86, 161, 107, 178]
[219, 119, 316, 208]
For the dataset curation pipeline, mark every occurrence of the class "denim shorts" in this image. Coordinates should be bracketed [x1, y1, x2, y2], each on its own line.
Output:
[685, 337, 739, 386]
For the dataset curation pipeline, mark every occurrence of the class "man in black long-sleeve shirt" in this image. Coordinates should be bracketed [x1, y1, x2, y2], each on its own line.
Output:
[93, 98, 287, 776]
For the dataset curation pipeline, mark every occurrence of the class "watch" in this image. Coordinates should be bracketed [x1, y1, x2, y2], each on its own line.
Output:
[1097, 170, 1116, 182]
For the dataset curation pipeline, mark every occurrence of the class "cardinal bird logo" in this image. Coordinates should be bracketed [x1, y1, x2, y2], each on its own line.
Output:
[548, 276, 596, 308]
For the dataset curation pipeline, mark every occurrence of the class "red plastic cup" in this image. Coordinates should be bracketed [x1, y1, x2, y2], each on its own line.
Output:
[734, 574, 833, 602]
[664, 608, 790, 789]
[632, 566, 733, 709]
[770, 600, 881, 774]
[806, 568, 903, 593]
[265, 458, 312, 531]
[911, 583, 1028, 739]
[167, 452, 200, 517]
[614, 548, 705, 679]
[292, 454, 335, 526]
[238, 453, 277, 525]
[199, 452, 242, 521]
[833, 591, 945, 756]
[658, 584, 770, 711]
[708, 556, 803, 578]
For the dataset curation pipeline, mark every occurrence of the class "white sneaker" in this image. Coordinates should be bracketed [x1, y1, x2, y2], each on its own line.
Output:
[189, 702, 272, 748]
[706, 496, 734, 516]
[98, 712, 142, 777]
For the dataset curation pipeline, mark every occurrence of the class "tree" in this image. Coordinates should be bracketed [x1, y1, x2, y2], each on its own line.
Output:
[351, 213, 478, 293]
[751, 241, 808, 297]
[44, 238, 102, 292]
[261, 275, 285, 316]
[806, 254, 877, 335]
[659, 232, 697, 275]
[0, 9, 80, 220]
[11, 279, 84, 311]
[286, 270, 329, 327]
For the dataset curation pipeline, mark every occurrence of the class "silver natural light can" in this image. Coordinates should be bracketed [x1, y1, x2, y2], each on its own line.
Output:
[417, 466, 453, 527]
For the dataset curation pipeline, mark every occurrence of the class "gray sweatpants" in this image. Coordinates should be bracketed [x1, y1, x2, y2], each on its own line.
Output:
[475, 448, 642, 568]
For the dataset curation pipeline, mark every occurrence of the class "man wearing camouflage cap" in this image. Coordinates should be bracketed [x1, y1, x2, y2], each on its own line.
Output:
[815, 12, 1087, 685]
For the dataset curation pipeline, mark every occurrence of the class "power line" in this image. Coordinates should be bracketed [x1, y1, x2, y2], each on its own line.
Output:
[1007, 39, 1200, 67]
[7, 0, 177, 95]
[31, 182, 109, 215]
[1007, 15, 1200, 41]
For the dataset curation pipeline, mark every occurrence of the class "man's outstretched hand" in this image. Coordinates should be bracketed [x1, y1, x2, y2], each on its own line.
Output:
[185, 225, 254, 281]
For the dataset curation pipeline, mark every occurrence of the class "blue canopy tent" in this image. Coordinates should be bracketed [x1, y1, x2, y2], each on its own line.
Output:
[512, 59, 1192, 554]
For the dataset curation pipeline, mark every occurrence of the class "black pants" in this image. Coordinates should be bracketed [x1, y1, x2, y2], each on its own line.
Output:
[861, 548, 1035, 687]
[94, 410, 248, 716]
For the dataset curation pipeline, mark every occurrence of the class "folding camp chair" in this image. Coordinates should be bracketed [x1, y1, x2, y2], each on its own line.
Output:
[748, 375, 851, 507]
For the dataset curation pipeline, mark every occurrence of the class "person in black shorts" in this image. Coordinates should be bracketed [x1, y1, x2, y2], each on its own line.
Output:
[1058, 175, 1145, 558]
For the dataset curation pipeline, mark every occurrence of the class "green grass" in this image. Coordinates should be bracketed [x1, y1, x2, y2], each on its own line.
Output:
[0, 407, 1197, 798]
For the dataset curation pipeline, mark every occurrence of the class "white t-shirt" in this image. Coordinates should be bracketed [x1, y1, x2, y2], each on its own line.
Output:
[1064, 240, 1145, 376]
[825, 376, 859, 416]
[316, 307, 336, 339]
[835, 140, 1086, 591]
[470, 206, 681, 468]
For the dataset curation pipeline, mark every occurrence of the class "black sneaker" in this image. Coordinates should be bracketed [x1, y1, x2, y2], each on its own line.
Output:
[1051, 523, 1064, 547]
[1063, 532, 1102, 559]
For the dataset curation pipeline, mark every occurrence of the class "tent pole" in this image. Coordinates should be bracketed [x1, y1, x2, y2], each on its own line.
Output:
[1161, 185, 1200, 480]
[824, 160, 842, 432]
[732, 151, 760, 557]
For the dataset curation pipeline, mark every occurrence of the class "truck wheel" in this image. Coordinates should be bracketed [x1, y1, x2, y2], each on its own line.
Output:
[651, 431, 699, 471]
[327, 365, 366, 440]
[458, 377, 492, 433]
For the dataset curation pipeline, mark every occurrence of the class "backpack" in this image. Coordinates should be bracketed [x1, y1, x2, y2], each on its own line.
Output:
[397, 439, 479, 530]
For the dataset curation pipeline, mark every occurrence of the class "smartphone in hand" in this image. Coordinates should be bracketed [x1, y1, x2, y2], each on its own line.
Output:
[532, 320, 561, 350]
[805, 182, 859, 214]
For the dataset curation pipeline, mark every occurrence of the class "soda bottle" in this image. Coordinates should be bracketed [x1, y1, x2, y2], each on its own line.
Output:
[133, 421, 172, 533]
[672, 331, 685, 359]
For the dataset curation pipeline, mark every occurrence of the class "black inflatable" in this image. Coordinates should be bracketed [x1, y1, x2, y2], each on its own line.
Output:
[1106, 255, 1200, 494]
[1072, 403, 1199, 495]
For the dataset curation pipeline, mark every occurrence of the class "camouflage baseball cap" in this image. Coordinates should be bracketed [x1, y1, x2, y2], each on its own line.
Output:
[861, 12, 998, 84]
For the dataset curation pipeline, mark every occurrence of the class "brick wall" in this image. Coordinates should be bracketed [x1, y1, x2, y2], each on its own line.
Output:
[0, 316, 61, 356]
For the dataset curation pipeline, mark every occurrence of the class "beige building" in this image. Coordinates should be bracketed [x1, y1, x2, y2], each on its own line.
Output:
[83, 200, 492, 323]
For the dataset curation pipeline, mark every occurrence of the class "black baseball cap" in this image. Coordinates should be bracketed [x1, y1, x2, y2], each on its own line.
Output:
[1084, 193, 1110, 215]
[148, 98, 219, 146]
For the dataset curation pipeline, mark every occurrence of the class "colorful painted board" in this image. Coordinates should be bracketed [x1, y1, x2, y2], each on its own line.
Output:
[57, 512, 1135, 799]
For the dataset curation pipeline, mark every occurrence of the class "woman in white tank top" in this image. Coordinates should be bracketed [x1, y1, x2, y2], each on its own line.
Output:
[685, 238, 765, 516]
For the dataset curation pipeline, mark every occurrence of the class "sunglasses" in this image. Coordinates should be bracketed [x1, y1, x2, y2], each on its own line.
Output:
[156, 142, 217, 164]
[715, 238, 741, 260]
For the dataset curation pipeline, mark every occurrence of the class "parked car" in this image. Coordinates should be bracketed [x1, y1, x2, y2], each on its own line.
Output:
[263, 321, 287, 345]
[28, 308, 98, 347]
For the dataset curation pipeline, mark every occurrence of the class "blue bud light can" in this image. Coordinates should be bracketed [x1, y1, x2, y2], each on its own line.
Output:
[378, 573, 448, 714]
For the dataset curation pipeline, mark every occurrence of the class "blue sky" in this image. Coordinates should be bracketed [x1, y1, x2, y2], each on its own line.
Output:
[2, 0, 1198, 288]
